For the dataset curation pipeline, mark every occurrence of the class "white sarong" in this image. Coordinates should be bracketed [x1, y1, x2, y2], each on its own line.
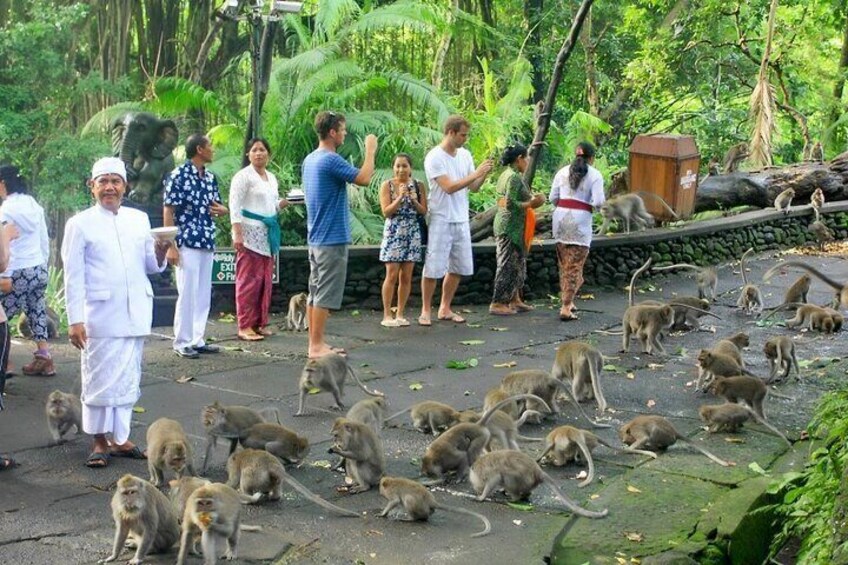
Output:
[80, 336, 144, 407]
[82, 403, 134, 444]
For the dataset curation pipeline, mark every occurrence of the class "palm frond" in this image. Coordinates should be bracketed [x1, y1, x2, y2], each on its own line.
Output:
[288, 59, 366, 115]
[344, 0, 444, 36]
[81, 102, 147, 136]
[282, 12, 314, 50]
[314, 0, 360, 40]
[345, 111, 398, 137]
[748, 77, 775, 169]
[273, 44, 341, 77]
[334, 76, 389, 105]
[383, 71, 454, 123]
[348, 204, 385, 244]
[151, 77, 237, 122]
[495, 57, 534, 114]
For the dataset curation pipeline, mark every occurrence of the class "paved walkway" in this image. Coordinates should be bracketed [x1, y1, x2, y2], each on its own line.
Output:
[0, 250, 844, 564]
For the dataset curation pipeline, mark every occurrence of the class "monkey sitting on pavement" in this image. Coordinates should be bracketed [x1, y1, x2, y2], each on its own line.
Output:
[99, 474, 180, 564]
[736, 248, 763, 315]
[285, 292, 308, 331]
[706, 375, 795, 421]
[296, 353, 383, 416]
[763, 336, 800, 383]
[201, 402, 267, 472]
[699, 403, 791, 446]
[712, 332, 749, 369]
[227, 448, 358, 516]
[329, 417, 385, 494]
[45, 390, 82, 445]
[470, 450, 608, 518]
[695, 349, 758, 392]
[456, 395, 551, 451]
[147, 417, 195, 487]
[619, 415, 731, 466]
[385, 400, 464, 436]
[176, 482, 246, 565]
[536, 425, 657, 487]
[378, 476, 491, 537]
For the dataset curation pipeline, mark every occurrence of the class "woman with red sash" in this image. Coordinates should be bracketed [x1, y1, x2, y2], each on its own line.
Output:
[549, 142, 605, 321]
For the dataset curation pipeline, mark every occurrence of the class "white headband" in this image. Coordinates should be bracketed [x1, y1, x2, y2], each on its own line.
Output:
[91, 157, 127, 182]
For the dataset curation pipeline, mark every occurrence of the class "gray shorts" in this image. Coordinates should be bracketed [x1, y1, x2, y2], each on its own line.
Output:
[308, 245, 348, 310]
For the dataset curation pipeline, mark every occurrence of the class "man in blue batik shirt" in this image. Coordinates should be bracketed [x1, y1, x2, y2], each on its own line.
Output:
[163, 134, 229, 358]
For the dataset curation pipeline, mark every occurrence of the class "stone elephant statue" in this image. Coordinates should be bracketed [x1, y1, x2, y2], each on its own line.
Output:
[110, 112, 179, 205]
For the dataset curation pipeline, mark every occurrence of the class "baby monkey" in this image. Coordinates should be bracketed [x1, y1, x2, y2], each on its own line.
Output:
[45, 390, 82, 445]
[653, 263, 718, 302]
[536, 425, 657, 487]
[378, 476, 491, 537]
[619, 415, 732, 466]
[763, 336, 800, 382]
[699, 403, 791, 446]
[736, 248, 763, 315]
[810, 187, 824, 220]
[808, 221, 834, 251]
[285, 292, 308, 331]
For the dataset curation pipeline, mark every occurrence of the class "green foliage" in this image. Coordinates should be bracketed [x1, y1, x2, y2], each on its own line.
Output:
[765, 387, 848, 562]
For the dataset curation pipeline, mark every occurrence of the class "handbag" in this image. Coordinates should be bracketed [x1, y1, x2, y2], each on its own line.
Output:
[414, 180, 428, 246]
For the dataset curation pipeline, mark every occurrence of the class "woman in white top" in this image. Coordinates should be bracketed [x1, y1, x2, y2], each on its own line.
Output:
[0, 165, 53, 374]
[229, 138, 290, 341]
[548, 142, 605, 321]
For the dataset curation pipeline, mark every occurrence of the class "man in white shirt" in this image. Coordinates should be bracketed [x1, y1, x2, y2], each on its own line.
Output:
[419, 115, 492, 325]
[62, 157, 170, 467]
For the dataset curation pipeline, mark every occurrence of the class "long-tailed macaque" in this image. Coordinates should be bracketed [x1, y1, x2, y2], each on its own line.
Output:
[296, 353, 383, 415]
[45, 390, 82, 445]
[736, 248, 763, 315]
[763, 336, 800, 383]
[619, 415, 731, 466]
[699, 403, 791, 446]
[147, 418, 195, 487]
[764, 261, 848, 309]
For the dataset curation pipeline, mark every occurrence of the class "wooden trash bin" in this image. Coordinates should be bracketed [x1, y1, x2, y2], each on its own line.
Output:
[628, 134, 700, 221]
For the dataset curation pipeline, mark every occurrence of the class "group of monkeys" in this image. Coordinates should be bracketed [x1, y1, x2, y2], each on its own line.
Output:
[38, 247, 847, 563]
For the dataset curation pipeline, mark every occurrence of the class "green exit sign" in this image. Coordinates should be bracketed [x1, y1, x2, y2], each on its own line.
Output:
[212, 248, 279, 285]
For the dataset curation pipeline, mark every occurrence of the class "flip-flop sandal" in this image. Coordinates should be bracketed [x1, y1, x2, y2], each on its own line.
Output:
[438, 313, 466, 323]
[111, 445, 147, 459]
[85, 452, 110, 468]
[330, 347, 347, 356]
[417, 315, 432, 326]
[238, 331, 264, 341]
[559, 313, 579, 321]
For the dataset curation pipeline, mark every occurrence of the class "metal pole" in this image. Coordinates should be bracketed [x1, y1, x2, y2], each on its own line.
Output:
[250, 13, 263, 139]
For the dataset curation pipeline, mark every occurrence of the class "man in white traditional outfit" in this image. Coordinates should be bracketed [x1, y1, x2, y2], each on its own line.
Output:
[62, 157, 170, 468]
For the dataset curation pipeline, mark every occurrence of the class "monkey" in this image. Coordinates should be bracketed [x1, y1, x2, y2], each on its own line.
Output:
[695, 349, 758, 392]
[722, 142, 749, 173]
[45, 390, 82, 445]
[100, 474, 180, 564]
[19, 306, 60, 339]
[147, 417, 195, 487]
[618, 415, 731, 466]
[782, 275, 811, 306]
[483, 388, 521, 420]
[170, 476, 214, 518]
[699, 404, 791, 446]
[773, 303, 838, 333]
[385, 401, 464, 436]
[712, 332, 750, 369]
[824, 307, 844, 332]
[176, 482, 244, 565]
[419, 395, 542, 482]
[597, 193, 676, 234]
[227, 448, 358, 516]
[736, 248, 763, 315]
[329, 417, 385, 494]
[653, 263, 718, 302]
[764, 336, 800, 383]
[707, 157, 721, 176]
[774, 188, 795, 215]
[469, 450, 608, 518]
[763, 261, 848, 309]
[621, 303, 675, 355]
[608, 168, 629, 197]
[201, 402, 266, 473]
[239, 423, 310, 465]
[285, 292, 308, 331]
[377, 476, 491, 537]
[810, 187, 825, 220]
[627, 257, 653, 307]
[500, 369, 610, 428]
[345, 396, 388, 437]
[707, 376, 795, 420]
[296, 353, 383, 416]
[808, 220, 834, 251]
[647, 297, 720, 332]
[536, 425, 657, 487]
[456, 395, 551, 451]
[810, 141, 824, 162]
[550, 341, 608, 413]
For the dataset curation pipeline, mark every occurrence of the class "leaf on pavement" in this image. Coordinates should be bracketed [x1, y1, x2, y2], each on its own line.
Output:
[460, 339, 486, 345]
[507, 501, 534, 511]
[625, 531, 644, 542]
[626, 372, 636, 380]
[467, 323, 482, 328]
[490, 327, 508, 332]
[626, 485, 642, 494]
[493, 361, 517, 368]
[409, 383, 423, 391]
[646, 399, 656, 408]
[132, 406, 145, 413]
[308, 387, 322, 394]
[175, 375, 195, 384]
[725, 437, 745, 443]
[748, 462, 768, 476]
[578, 293, 595, 300]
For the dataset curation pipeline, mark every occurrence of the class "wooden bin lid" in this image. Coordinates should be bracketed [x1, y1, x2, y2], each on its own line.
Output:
[629, 134, 699, 159]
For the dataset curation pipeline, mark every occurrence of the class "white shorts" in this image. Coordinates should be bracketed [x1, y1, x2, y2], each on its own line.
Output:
[422, 219, 473, 279]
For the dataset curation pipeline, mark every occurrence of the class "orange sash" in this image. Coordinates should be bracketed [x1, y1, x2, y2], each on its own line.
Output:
[524, 208, 536, 250]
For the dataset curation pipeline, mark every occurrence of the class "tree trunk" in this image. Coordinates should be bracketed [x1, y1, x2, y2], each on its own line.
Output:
[523, 0, 594, 188]
[827, 9, 848, 142]
[431, 0, 458, 90]
[580, 7, 599, 116]
[694, 151, 848, 212]
[524, 0, 545, 103]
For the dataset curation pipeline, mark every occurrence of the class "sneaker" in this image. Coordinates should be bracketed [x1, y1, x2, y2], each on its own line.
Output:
[194, 344, 221, 354]
[174, 346, 200, 359]
[22, 354, 56, 376]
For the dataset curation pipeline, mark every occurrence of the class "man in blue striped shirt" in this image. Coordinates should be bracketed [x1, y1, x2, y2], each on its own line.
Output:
[302, 111, 377, 359]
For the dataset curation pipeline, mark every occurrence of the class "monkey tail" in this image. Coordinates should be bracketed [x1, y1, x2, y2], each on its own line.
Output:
[744, 407, 792, 447]
[348, 366, 384, 398]
[435, 504, 492, 537]
[586, 352, 608, 413]
[552, 381, 611, 429]
[239, 524, 263, 531]
[764, 261, 844, 293]
[539, 469, 608, 518]
[479, 394, 551, 427]
[593, 329, 624, 336]
[238, 492, 263, 505]
[676, 435, 732, 466]
[574, 439, 595, 488]
[760, 302, 801, 323]
[516, 434, 546, 442]
[674, 303, 722, 320]
[636, 191, 679, 218]
[385, 406, 413, 423]
[653, 263, 702, 273]
[596, 437, 658, 459]
[766, 387, 796, 402]
[628, 258, 652, 306]
[740, 248, 753, 286]
[280, 470, 360, 517]
[514, 410, 544, 428]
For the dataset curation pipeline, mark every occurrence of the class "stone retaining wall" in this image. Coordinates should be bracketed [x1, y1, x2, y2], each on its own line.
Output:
[212, 202, 848, 312]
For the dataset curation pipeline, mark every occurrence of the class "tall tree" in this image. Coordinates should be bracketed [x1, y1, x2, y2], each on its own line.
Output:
[748, 0, 779, 169]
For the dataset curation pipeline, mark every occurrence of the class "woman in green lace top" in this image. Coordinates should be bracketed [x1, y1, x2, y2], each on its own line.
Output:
[489, 144, 545, 315]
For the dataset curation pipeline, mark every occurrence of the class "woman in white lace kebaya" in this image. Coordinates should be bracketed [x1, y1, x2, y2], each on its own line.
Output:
[548, 142, 605, 320]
